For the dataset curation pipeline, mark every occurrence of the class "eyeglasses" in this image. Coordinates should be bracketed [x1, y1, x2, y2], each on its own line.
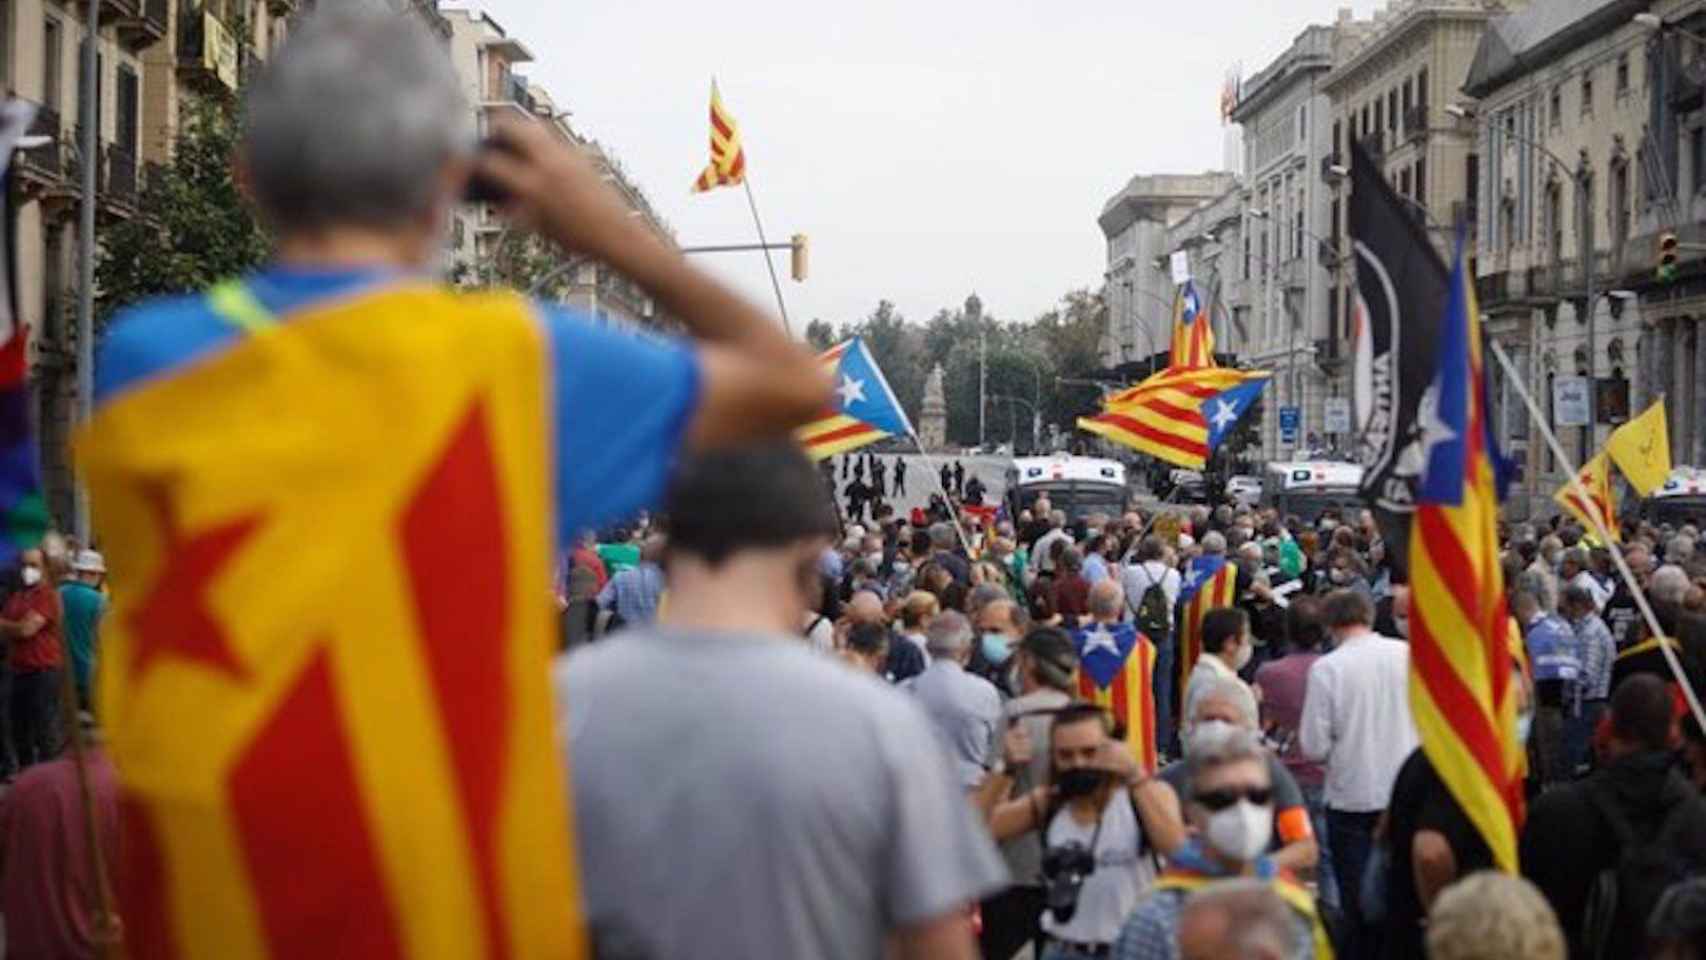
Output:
[1194, 786, 1272, 811]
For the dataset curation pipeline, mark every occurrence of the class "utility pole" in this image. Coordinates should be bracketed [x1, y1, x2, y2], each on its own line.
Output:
[1577, 154, 1596, 461]
[74, 0, 98, 542]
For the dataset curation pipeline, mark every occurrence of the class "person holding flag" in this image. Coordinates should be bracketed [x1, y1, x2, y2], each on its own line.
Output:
[1073, 580, 1159, 772]
[79, 8, 829, 957]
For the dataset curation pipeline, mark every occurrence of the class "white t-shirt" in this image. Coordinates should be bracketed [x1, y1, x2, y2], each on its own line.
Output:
[1039, 789, 1155, 944]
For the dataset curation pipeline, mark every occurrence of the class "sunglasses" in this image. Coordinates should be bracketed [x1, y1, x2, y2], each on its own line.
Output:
[1195, 786, 1272, 811]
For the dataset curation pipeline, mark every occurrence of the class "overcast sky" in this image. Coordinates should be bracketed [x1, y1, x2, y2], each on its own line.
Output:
[465, 0, 1384, 330]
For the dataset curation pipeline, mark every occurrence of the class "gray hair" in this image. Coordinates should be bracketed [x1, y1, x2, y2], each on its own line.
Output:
[1188, 677, 1259, 729]
[1651, 564, 1691, 605]
[1180, 880, 1297, 959]
[1187, 727, 1266, 795]
[1669, 536, 1697, 564]
[929, 523, 955, 549]
[924, 609, 974, 657]
[966, 583, 1009, 617]
[243, 5, 471, 233]
[1510, 570, 1556, 613]
[1050, 510, 1067, 529]
[1200, 531, 1227, 556]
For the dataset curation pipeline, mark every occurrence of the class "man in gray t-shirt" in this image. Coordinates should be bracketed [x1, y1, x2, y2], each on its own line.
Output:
[556, 443, 1007, 960]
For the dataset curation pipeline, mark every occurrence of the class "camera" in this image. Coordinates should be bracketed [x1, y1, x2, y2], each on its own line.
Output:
[1041, 841, 1098, 923]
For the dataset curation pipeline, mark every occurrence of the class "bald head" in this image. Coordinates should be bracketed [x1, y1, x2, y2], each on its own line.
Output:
[846, 590, 885, 626]
[1088, 579, 1125, 621]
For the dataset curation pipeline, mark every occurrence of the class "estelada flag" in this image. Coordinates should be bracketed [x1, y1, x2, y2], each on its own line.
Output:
[76, 283, 584, 958]
[1176, 554, 1238, 718]
[1408, 233, 1525, 873]
[1072, 622, 1157, 772]
[1606, 398, 1671, 497]
[1554, 451, 1620, 542]
[1078, 366, 1269, 470]
[691, 80, 746, 193]
[1168, 280, 1215, 370]
[797, 337, 912, 460]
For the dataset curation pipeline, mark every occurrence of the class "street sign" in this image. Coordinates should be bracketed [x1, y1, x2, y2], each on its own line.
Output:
[1279, 405, 1301, 444]
[1170, 250, 1191, 285]
[1553, 375, 1591, 427]
[1323, 397, 1352, 434]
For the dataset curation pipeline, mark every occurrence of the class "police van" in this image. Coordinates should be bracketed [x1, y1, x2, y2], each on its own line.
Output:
[1643, 467, 1706, 528]
[1262, 461, 1365, 524]
[1004, 455, 1130, 523]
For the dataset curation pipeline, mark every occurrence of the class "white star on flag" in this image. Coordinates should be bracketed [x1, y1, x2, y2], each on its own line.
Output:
[1416, 384, 1457, 468]
[1184, 568, 1205, 591]
[1210, 398, 1240, 432]
[1081, 627, 1121, 658]
[837, 374, 867, 408]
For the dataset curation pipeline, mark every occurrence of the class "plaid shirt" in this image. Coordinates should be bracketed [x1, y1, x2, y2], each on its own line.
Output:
[1573, 612, 1617, 703]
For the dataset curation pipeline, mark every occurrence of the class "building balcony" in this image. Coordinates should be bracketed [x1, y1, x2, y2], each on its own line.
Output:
[177, 8, 240, 95]
[109, 0, 168, 51]
[101, 144, 139, 217]
[483, 74, 536, 118]
[1402, 105, 1428, 143]
[1320, 152, 1344, 183]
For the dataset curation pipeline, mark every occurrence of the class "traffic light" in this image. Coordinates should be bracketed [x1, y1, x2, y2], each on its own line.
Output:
[1658, 232, 1679, 282]
[790, 233, 809, 282]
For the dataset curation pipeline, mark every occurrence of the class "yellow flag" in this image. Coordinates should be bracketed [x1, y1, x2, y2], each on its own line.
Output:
[1553, 451, 1620, 542]
[1606, 398, 1671, 496]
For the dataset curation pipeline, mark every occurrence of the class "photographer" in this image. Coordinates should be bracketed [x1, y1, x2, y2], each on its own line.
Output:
[987, 704, 1160, 960]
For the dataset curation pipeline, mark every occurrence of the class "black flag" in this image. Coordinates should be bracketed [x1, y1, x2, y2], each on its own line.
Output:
[1347, 139, 1449, 581]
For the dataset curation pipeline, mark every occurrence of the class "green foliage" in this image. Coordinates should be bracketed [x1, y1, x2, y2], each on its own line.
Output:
[804, 318, 837, 351]
[94, 96, 270, 330]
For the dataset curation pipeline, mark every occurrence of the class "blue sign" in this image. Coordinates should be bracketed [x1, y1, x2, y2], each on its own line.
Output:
[1279, 405, 1301, 444]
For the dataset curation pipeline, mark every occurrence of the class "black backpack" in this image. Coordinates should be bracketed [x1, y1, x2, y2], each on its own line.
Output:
[1130, 564, 1173, 645]
[1581, 781, 1701, 960]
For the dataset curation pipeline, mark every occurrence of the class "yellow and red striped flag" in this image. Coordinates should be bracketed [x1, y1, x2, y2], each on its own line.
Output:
[796, 337, 911, 460]
[1073, 623, 1158, 772]
[1176, 554, 1238, 718]
[77, 285, 585, 958]
[1078, 366, 1269, 469]
[1408, 237, 1526, 873]
[1554, 451, 1620, 542]
[1168, 281, 1216, 369]
[691, 80, 747, 193]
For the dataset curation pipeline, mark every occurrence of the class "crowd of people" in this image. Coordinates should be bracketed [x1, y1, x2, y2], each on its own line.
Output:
[6, 6, 1706, 959]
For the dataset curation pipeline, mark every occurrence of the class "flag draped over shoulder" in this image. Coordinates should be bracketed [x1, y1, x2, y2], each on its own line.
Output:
[1169, 281, 1215, 369]
[1606, 398, 1671, 497]
[797, 337, 912, 460]
[1407, 237, 1525, 874]
[1554, 451, 1620, 542]
[1176, 554, 1238, 714]
[76, 285, 585, 959]
[1072, 623, 1158, 772]
[691, 81, 747, 193]
[1077, 367, 1269, 469]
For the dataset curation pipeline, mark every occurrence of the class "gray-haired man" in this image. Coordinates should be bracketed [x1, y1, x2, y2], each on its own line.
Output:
[911, 610, 1004, 789]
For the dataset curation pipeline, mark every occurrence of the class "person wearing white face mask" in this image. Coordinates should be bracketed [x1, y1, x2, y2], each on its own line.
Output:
[1112, 729, 1331, 960]
[1182, 608, 1259, 731]
[0, 547, 66, 774]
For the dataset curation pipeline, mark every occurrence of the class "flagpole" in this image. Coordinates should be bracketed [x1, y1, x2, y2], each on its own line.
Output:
[741, 179, 793, 337]
[1487, 341, 1706, 737]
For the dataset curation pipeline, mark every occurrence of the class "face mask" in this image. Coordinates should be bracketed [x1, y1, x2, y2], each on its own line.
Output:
[981, 633, 1012, 665]
[19, 566, 41, 587]
[1055, 766, 1111, 800]
[1185, 719, 1239, 757]
[1205, 799, 1274, 861]
[1393, 614, 1409, 639]
[1329, 569, 1352, 585]
[1516, 710, 1534, 745]
[1232, 640, 1254, 671]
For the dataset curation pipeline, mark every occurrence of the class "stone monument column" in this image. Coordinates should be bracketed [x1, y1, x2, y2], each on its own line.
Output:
[920, 364, 948, 452]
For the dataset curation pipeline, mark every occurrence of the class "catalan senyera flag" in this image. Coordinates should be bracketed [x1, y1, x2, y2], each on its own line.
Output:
[1078, 366, 1270, 469]
[76, 285, 584, 958]
[1072, 623, 1158, 773]
[1168, 281, 1215, 369]
[1408, 235, 1526, 874]
[1606, 398, 1672, 497]
[797, 337, 911, 460]
[691, 80, 747, 193]
[1176, 554, 1238, 716]
[1554, 451, 1620, 542]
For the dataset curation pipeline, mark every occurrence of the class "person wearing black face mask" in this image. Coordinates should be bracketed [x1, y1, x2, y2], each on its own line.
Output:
[988, 704, 1158, 960]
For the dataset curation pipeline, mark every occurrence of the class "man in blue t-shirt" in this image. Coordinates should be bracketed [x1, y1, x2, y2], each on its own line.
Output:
[96, 7, 828, 547]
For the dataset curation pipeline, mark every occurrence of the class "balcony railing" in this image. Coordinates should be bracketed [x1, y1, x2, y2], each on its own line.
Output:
[105, 145, 137, 203]
[107, 0, 167, 50]
[177, 7, 240, 93]
[1402, 105, 1428, 141]
[17, 105, 65, 184]
[1320, 152, 1343, 183]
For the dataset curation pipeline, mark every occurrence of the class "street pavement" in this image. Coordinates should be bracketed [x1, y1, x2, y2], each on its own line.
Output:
[827, 452, 1013, 519]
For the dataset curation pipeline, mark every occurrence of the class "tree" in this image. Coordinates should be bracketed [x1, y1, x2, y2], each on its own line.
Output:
[95, 96, 270, 331]
[804, 318, 836, 351]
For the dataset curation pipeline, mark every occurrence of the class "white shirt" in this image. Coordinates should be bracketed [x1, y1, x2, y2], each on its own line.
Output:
[1299, 629, 1418, 812]
[1032, 528, 1074, 573]
[1571, 569, 1612, 613]
[1040, 790, 1154, 944]
[1119, 561, 1181, 618]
